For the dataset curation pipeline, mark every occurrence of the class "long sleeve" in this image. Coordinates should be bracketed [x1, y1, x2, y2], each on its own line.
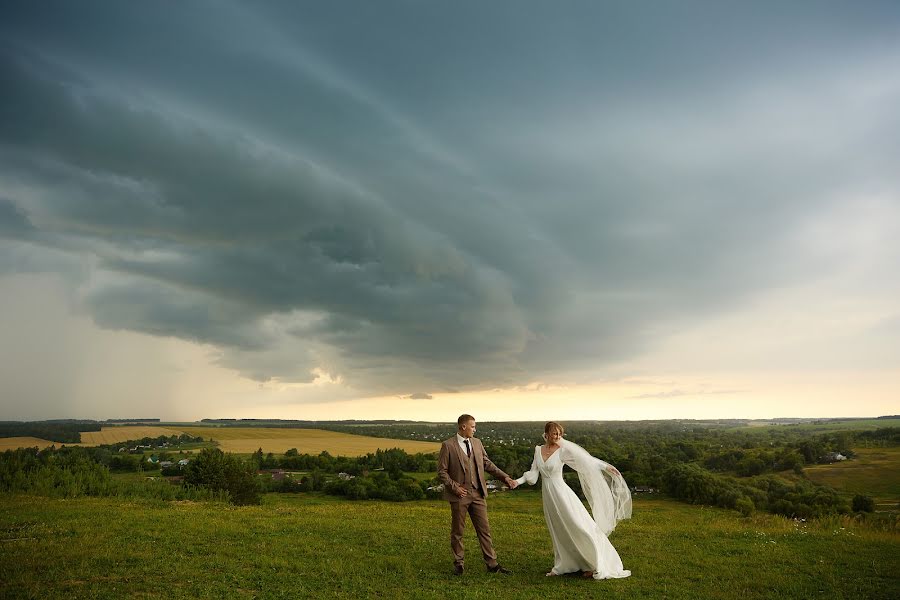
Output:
[437, 442, 459, 495]
[561, 445, 608, 471]
[515, 447, 541, 485]
[558, 439, 632, 534]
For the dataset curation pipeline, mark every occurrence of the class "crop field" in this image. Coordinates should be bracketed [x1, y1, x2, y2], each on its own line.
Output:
[78, 426, 188, 445]
[0, 437, 56, 451]
[1, 492, 897, 599]
[180, 426, 442, 455]
[805, 447, 900, 507]
[0, 425, 440, 456]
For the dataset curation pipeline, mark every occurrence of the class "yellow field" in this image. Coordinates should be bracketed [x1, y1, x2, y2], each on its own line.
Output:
[180, 426, 441, 455]
[0, 437, 57, 451]
[0, 425, 441, 457]
[78, 426, 186, 445]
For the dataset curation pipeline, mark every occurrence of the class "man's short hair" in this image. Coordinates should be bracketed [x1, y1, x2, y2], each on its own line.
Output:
[457, 414, 475, 427]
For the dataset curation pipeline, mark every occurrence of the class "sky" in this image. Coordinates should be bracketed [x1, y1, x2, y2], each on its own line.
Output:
[1, 1, 898, 423]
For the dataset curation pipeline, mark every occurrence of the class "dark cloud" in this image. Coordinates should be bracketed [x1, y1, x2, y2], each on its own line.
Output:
[0, 2, 897, 396]
[0, 197, 35, 239]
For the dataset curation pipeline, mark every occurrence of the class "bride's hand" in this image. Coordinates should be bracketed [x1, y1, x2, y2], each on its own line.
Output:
[606, 466, 620, 476]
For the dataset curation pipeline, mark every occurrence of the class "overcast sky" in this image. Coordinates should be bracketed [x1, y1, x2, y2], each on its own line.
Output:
[1, 1, 898, 422]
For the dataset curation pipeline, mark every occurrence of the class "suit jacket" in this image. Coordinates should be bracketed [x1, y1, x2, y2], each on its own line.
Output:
[437, 436, 510, 502]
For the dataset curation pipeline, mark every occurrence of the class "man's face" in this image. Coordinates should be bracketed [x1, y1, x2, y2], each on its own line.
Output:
[459, 419, 476, 439]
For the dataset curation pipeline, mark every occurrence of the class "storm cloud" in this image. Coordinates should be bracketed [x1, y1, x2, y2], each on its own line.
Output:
[1, 1, 898, 404]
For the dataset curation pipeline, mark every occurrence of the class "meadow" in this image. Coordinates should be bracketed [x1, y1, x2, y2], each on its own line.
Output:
[804, 447, 900, 508]
[0, 491, 897, 599]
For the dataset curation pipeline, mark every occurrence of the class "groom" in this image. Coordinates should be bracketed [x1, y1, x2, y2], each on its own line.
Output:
[437, 414, 517, 575]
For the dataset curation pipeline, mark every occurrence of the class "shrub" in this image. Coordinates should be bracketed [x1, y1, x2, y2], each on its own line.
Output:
[852, 494, 875, 513]
[735, 496, 754, 516]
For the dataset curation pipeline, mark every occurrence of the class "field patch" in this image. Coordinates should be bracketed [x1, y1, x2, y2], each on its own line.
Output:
[803, 447, 900, 506]
[0, 437, 56, 451]
[181, 426, 441, 455]
[77, 426, 187, 445]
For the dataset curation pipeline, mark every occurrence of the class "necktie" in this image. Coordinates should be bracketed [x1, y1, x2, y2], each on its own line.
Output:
[464, 439, 471, 457]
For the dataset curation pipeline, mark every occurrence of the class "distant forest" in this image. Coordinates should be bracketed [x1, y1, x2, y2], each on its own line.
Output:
[0, 419, 158, 443]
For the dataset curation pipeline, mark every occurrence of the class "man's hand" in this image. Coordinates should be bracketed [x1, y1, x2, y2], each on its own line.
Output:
[455, 486, 469, 498]
[606, 466, 620, 477]
[505, 477, 518, 489]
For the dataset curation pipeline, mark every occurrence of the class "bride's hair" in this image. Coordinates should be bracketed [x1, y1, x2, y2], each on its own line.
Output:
[542, 421, 564, 441]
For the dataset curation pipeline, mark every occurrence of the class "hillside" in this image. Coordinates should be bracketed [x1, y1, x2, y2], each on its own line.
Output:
[1, 492, 896, 599]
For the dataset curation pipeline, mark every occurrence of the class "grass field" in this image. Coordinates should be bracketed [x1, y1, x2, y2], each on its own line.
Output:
[0, 492, 896, 599]
[729, 418, 900, 434]
[804, 447, 900, 508]
[179, 426, 441, 455]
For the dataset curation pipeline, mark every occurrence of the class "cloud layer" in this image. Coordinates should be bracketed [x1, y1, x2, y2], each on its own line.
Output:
[1, 2, 898, 406]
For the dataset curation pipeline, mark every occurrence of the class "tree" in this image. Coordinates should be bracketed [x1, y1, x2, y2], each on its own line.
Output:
[183, 448, 261, 505]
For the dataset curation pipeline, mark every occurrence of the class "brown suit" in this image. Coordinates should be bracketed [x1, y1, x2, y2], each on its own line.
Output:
[437, 435, 510, 569]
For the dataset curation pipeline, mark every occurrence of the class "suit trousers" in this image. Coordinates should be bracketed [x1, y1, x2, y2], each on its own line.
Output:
[448, 487, 498, 568]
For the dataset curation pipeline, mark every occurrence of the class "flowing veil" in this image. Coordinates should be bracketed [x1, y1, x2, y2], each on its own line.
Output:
[558, 438, 632, 535]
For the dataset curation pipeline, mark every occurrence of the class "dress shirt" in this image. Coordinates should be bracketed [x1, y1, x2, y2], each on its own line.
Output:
[456, 433, 472, 457]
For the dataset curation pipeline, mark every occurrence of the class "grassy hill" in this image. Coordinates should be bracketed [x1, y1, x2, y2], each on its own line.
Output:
[1, 492, 897, 599]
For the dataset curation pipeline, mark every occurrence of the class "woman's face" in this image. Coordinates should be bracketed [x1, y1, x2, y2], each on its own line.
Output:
[546, 427, 562, 444]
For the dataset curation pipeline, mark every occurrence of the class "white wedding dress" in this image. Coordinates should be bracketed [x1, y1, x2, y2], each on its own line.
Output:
[516, 440, 631, 579]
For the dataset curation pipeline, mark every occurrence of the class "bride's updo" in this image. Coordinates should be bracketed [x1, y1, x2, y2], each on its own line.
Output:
[543, 421, 564, 441]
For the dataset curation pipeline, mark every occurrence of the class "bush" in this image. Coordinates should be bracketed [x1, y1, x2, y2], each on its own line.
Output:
[735, 496, 754, 516]
[183, 448, 261, 505]
[852, 494, 875, 513]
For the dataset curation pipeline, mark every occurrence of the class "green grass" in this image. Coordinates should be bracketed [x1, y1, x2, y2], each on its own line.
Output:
[803, 447, 900, 507]
[1, 491, 897, 599]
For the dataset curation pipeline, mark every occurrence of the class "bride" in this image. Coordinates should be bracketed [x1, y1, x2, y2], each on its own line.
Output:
[514, 421, 632, 579]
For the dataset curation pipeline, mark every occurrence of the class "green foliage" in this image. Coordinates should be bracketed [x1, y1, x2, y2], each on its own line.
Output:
[277, 446, 436, 474]
[0, 447, 114, 497]
[0, 446, 228, 503]
[183, 448, 261, 505]
[852, 494, 875, 513]
[0, 420, 101, 443]
[735, 496, 755, 516]
[661, 463, 850, 518]
[324, 470, 426, 502]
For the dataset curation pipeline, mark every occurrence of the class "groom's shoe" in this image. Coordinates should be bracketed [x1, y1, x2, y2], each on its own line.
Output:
[453, 564, 464, 576]
[487, 564, 511, 574]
